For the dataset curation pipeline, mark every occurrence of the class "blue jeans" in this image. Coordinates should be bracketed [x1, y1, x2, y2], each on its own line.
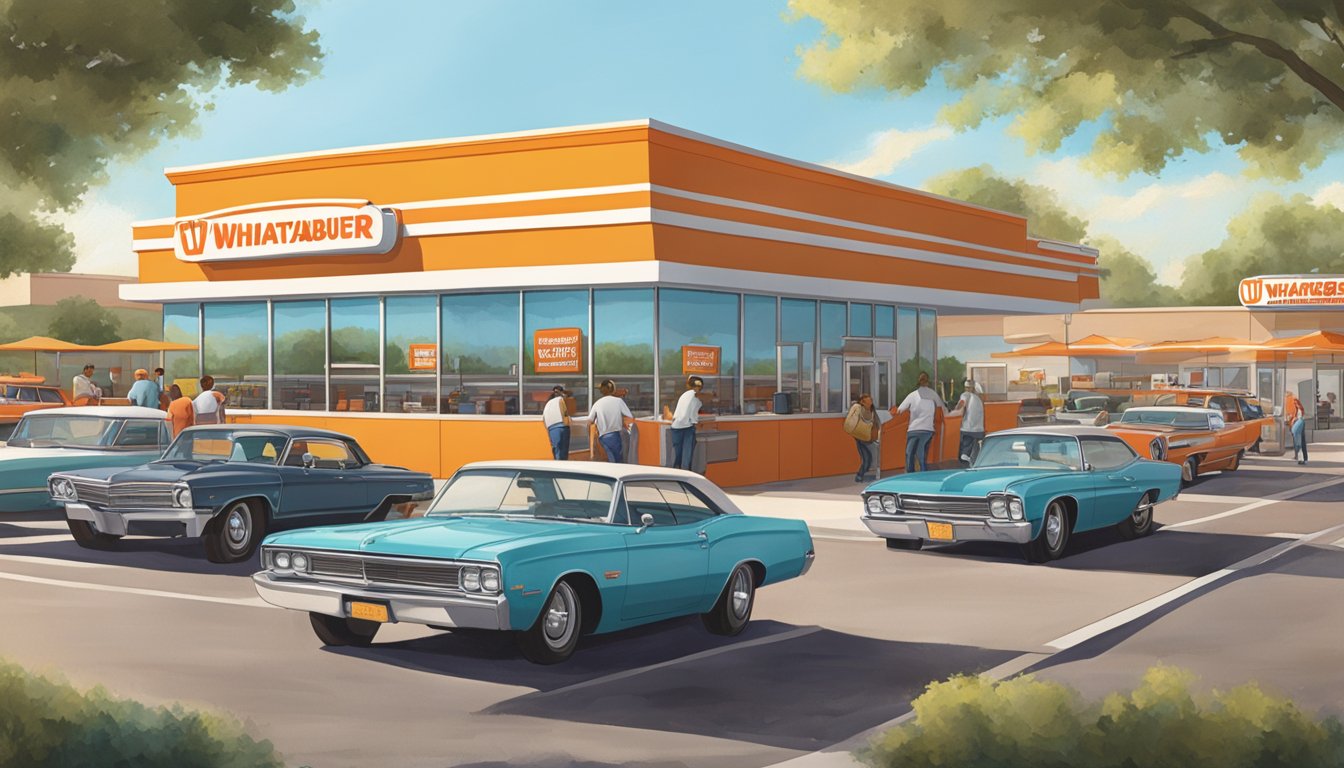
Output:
[598, 431, 624, 463]
[671, 426, 696, 470]
[906, 430, 934, 472]
[1291, 419, 1308, 462]
[959, 431, 984, 465]
[547, 424, 570, 460]
[855, 439, 876, 478]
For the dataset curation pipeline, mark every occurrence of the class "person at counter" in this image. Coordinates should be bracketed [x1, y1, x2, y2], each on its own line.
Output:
[72, 364, 102, 405]
[951, 378, 985, 465]
[669, 376, 704, 471]
[126, 368, 161, 410]
[590, 379, 635, 463]
[897, 371, 949, 473]
[542, 385, 572, 460]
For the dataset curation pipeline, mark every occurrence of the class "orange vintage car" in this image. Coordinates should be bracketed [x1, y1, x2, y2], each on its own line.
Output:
[1135, 389, 1272, 453]
[1106, 406, 1256, 484]
[0, 376, 73, 419]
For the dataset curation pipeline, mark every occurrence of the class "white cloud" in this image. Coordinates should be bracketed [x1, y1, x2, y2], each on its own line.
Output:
[825, 126, 954, 178]
[1090, 173, 1239, 224]
[1312, 181, 1344, 210]
[48, 193, 140, 276]
[1158, 259, 1186, 288]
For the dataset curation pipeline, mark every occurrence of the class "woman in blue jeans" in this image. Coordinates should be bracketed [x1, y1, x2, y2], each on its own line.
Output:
[897, 372, 948, 472]
[1288, 392, 1308, 464]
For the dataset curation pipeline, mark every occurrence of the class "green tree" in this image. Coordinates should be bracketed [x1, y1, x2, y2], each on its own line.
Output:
[47, 296, 119, 345]
[793, 0, 1344, 179]
[0, 0, 323, 277]
[1180, 193, 1344, 304]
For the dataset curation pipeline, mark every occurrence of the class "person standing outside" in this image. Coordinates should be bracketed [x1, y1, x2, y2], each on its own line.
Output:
[952, 379, 985, 465]
[897, 372, 949, 472]
[126, 369, 161, 409]
[193, 375, 227, 425]
[165, 384, 195, 437]
[72, 364, 102, 405]
[590, 379, 636, 463]
[542, 385, 571, 460]
[152, 367, 170, 409]
[1286, 389, 1308, 465]
[669, 376, 704, 471]
[844, 393, 879, 482]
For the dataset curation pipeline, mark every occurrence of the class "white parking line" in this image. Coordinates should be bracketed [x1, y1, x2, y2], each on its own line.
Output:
[1175, 493, 1262, 505]
[1165, 475, 1344, 530]
[0, 571, 273, 609]
[0, 554, 112, 569]
[0, 534, 77, 546]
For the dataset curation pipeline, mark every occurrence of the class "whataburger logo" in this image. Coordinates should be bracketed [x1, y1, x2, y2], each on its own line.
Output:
[173, 200, 400, 262]
[1239, 275, 1344, 308]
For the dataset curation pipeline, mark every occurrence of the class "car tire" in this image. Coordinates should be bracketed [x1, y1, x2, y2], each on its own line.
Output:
[309, 612, 380, 647]
[885, 538, 923, 551]
[517, 580, 582, 664]
[701, 563, 756, 637]
[1117, 491, 1156, 540]
[1181, 456, 1200, 486]
[1023, 500, 1071, 563]
[1251, 439, 1262, 454]
[66, 519, 121, 549]
[1227, 450, 1243, 471]
[204, 499, 266, 564]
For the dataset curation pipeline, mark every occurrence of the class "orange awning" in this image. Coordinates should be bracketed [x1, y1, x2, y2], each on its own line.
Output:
[1265, 330, 1344, 352]
[0, 335, 97, 352]
[94, 338, 198, 353]
[992, 339, 1139, 358]
[1137, 337, 1270, 353]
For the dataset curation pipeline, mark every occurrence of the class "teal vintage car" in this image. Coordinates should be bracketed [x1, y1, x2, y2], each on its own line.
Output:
[253, 461, 815, 664]
[0, 406, 171, 512]
[861, 426, 1182, 562]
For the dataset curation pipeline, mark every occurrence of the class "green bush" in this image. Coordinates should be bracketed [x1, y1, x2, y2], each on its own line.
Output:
[859, 666, 1344, 768]
[0, 658, 285, 768]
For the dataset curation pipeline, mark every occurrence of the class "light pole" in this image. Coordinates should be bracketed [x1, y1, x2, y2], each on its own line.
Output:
[1063, 313, 1073, 393]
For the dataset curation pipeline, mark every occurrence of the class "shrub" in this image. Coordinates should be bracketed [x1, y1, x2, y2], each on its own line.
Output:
[0, 658, 285, 768]
[858, 666, 1344, 768]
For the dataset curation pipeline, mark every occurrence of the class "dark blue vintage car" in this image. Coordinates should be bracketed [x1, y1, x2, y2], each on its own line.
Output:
[48, 425, 434, 564]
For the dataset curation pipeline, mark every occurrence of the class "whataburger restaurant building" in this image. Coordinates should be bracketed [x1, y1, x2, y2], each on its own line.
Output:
[125, 119, 1100, 485]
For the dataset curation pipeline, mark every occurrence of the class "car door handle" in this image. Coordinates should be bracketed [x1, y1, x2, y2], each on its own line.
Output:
[1108, 475, 1135, 483]
[696, 530, 708, 547]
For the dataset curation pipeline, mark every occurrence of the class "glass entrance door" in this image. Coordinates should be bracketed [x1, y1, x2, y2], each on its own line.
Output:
[846, 361, 877, 404]
[1319, 367, 1342, 429]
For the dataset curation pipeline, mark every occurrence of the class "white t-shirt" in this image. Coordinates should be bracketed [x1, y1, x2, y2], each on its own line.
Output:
[541, 396, 568, 428]
[671, 389, 702, 429]
[73, 374, 101, 400]
[193, 390, 223, 424]
[898, 386, 946, 432]
[590, 395, 632, 436]
[958, 391, 985, 433]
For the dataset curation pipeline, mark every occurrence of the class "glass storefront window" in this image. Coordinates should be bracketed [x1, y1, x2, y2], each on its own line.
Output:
[272, 300, 327, 411]
[780, 298, 816, 413]
[919, 308, 938, 388]
[743, 294, 777, 414]
[897, 307, 920, 396]
[658, 289, 740, 416]
[524, 290, 589, 416]
[162, 304, 200, 389]
[203, 302, 268, 410]
[849, 303, 873, 337]
[820, 301, 846, 353]
[330, 297, 380, 412]
[443, 292, 520, 415]
[875, 305, 895, 338]
[593, 288, 654, 416]
[385, 295, 438, 414]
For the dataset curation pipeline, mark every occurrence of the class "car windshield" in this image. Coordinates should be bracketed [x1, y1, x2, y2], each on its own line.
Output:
[427, 469, 616, 523]
[973, 434, 1082, 471]
[7, 415, 121, 448]
[1066, 396, 1113, 412]
[162, 429, 288, 464]
[1119, 410, 1211, 429]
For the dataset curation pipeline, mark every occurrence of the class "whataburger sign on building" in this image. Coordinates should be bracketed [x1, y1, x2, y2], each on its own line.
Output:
[1239, 275, 1344, 308]
[174, 199, 400, 262]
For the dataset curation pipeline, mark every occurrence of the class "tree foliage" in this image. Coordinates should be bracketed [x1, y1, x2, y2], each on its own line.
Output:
[792, 0, 1344, 179]
[0, 0, 323, 276]
[47, 296, 120, 345]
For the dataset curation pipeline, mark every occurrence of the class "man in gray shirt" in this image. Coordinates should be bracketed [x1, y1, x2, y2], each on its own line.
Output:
[952, 379, 985, 465]
[589, 379, 635, 463]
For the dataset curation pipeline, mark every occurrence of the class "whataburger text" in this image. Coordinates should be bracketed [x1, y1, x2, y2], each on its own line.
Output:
[1240, 275, 1344, 307]
[173, 201, 398, 262]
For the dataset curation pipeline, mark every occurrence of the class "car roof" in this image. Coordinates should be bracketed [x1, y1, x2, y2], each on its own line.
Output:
[991, 425, 1120, 438]
[180, 424, 354, 440]
[457, 460, 744, 515]
[22, 405, 165, 419]
[1121, 406, 1221, 415]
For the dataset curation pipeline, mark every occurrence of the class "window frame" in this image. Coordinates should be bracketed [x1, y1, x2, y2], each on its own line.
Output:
[1080, 436, 1139, 470]
[617, 478, 725, 527]
[281, 437, 364, 470]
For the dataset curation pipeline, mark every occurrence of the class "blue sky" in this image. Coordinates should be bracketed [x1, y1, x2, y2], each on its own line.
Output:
[65, 0, 1344, 286]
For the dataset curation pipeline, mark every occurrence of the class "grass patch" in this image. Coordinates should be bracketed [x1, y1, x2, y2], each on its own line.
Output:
[859, 666, 1344, 768]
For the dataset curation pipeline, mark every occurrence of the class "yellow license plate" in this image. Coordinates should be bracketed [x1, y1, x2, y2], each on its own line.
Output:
[926, 522, 954, 541]
[348, 601, 389, 623]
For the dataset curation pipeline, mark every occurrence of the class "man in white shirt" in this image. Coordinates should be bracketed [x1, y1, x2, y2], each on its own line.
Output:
[952, 379, 985, 465]
[669, 376, 704, 470]
[541, 385, 572, 460]
[896, 372, 949, 472]
[72, 364, 101, 404]
[589, 379, 635, 463]
[193, 375, 227, 425]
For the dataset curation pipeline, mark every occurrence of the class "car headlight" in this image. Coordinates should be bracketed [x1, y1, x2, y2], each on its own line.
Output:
[880, 495, 898, 514]
[49, 477, 76, 501]
[480, 567, 500, 593]
[865, 496, 883, 515]
[1008, 497, 1024, 521]
[273, 551, 291, 569]
[172, 484, 192, 508]
[461, 566, 481, 592]
[291, 552, 309, 572]
[989, 497, 1008, 519]
[1150, 438, 1166, 461]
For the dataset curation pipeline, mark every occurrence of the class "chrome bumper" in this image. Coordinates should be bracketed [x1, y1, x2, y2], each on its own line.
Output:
[64, 502, 214, 538]
[252, 572, 510, 630]
[862, 514, 1032, 545]
[799, 550, 816, 576]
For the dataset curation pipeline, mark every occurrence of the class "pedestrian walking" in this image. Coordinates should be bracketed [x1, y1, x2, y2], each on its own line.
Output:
[193, 375, 227, 425]
[542, 385, 571, 460]
[126, 368, 161, 409]
[589, 379, 635, 463]
[897, 372, 949, 472]
[952, 379, 985, 465]
[165, 384, 195, 437]
[844, 393, 879, 482]
[1286, 389, 1308, 465]
[669, 376, 704, 471]
[72, 364, 102, 405]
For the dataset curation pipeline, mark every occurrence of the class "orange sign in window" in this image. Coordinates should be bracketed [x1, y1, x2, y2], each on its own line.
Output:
[681, 345, 721, 375]
[408, 344, 437, 371]
[534, 328, 583, 373]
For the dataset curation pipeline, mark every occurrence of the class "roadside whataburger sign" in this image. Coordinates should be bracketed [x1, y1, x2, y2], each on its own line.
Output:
[173, 199, 400, 262]
[1239, 275, 1344, 308]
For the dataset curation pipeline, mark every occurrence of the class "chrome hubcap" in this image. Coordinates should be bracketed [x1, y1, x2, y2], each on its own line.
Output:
[1045, 507, 1063, 549]
[1133, 494, 1152, 526]
[730, 568, 752, 620]
[543, 584, 575, 648]
[226, 506, 249, 549]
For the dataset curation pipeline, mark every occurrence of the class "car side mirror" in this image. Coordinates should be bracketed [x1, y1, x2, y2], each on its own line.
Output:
[1083, 462, 1094, 472]
[302, 452, 315, 469]
[637, 512, 654, 533]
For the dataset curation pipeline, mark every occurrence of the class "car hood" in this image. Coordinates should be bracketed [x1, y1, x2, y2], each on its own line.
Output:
[265, 516, 621, 561]
[55, 460, 202, 483]
[0, 446, 102, 462]
[866, 467, 1075, 496]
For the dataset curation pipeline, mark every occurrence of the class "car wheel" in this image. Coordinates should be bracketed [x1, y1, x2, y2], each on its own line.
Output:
[66, 519, 121, 550]
[1181, 456, 1200, 486]
[885, 538, 923, 551]
[1023, 500, 1071, 563]
[309, 612, 380, 647]
[702, 563, 756, 636]
[204, 500, 266, 564]
[1227, 450, 1243, 471]
[517, 580, 582, 664]
[1117, 491, 1156, 540]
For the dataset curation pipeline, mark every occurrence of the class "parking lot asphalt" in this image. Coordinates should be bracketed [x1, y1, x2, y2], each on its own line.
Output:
[2, 447, 1342, 767]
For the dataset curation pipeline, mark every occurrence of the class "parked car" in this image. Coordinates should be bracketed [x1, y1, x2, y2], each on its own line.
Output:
[253, 461, 815, 664]
[48, 425, 434, 563]
[0, 406, 171, 513]
[1052, 392, 1131, 425]
[1107, 406, 1256, 484]
[0, 377, 72, 420]
[860, 426, 1182, 562]
[1016, 397, 1056, 426]
[1145, 389, 1271, 453]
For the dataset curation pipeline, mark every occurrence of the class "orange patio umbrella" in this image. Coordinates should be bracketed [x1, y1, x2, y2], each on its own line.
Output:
[95, 338, 198, 353]
[0, 336, 98, 382]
